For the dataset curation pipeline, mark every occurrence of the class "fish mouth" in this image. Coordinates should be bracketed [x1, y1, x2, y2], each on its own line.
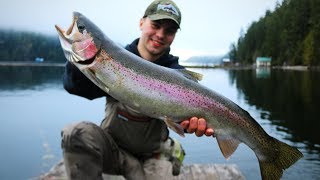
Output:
[54, 15, 76, 44]
[54, 15, 77, 53]
[55, 13, 98, 64]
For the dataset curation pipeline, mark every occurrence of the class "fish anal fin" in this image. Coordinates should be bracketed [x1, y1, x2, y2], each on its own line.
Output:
[164, 117, 185, 137]
[216, 135, 240, 159]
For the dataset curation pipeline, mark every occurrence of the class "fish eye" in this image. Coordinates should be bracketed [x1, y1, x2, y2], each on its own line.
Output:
[77, 23, 86, 33]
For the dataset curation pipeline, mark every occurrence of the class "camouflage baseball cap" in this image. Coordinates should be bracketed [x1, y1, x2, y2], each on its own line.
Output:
[144, 0, 181, 28]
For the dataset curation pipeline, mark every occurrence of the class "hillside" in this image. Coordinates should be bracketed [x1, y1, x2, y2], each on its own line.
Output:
[229, 0, 320, 66]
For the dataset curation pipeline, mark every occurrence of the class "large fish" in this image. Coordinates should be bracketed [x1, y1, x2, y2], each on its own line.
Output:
[55, 12, 303, 180]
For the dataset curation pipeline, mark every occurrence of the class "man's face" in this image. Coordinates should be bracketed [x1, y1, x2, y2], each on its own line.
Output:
[139, 18, 178, 59]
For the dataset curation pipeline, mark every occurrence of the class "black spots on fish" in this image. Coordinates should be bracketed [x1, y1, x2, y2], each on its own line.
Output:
[209, 102, 228, 118]
[100, 50, 113, 61]
[131, 74, 139, 83]
[186, 94, 199, 105]
[211, 103, 247, 129]
[182, 92, 213, 110]
[100, 62, 114, 72]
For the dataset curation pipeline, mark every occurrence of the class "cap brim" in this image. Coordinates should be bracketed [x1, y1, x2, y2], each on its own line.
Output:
[148, 14, 180, 28]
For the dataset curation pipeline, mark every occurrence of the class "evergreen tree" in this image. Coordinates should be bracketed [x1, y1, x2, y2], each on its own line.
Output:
[229, 0, 320, 66]
[0, 30, 65, 62]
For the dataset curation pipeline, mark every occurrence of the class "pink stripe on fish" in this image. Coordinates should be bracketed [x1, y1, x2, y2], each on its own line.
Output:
[129, 69, 215, 109]
[104, 60, 232, 118]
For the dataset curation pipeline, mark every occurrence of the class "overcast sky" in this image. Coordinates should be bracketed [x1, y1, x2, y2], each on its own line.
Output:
[0, 0, 281, 60]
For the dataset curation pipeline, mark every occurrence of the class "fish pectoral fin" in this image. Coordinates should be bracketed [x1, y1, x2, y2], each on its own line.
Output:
[164, 117, 185, 137]
[216, 135, 240, 160]
[177, 69, 203, 82]
[77, 67, 110, 93]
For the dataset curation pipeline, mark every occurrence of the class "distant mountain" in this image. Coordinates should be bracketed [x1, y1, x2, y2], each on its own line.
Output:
[181, 55, 226, 67]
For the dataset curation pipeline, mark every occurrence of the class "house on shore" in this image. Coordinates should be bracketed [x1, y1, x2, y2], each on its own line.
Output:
[256, 57, 271, 67]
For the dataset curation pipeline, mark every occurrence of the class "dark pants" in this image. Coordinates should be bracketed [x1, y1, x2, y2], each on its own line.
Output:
[61, 121, 146, 180]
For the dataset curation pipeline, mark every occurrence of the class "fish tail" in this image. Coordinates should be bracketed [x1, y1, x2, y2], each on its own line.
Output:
[258, 138, 303, 180]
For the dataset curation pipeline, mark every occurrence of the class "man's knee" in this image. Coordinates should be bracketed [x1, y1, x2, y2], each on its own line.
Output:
[61, 121, 106, 156]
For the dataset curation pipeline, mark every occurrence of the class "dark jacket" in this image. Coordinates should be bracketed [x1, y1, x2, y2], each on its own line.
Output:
[63, 38, 185, 155]
[63, 38, 184, 100]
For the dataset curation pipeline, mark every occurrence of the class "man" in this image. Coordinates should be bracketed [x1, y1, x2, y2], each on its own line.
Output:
[61, 0, 214, 179]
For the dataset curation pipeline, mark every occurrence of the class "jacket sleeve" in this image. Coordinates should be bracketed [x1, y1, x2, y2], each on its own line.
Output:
[63, 62, 108, 100]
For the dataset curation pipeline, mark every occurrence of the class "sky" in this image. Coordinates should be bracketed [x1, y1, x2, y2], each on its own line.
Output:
[0, 0, 281, 60]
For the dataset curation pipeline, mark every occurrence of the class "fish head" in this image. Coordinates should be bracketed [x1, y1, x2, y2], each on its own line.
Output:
[55, 12, 102, 65]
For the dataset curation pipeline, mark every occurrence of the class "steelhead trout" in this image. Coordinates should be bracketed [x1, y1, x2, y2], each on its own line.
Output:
[55, 12, 303, 180]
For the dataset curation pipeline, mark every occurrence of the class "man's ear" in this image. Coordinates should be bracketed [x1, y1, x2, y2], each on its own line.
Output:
[139, 18, 145, 30]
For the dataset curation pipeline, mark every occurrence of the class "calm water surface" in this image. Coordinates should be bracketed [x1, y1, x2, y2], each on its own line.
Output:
[0, 66, 319, 180]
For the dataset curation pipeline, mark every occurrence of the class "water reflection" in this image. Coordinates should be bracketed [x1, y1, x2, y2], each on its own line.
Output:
[1, 66, 319, 179]
[0, 66, 64, 90]
[255, 67, 271, 78]
[228, 69, 320, 152]
[0, 65, 105, 180]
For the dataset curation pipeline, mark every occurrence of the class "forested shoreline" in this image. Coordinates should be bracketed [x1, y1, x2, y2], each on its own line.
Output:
[229, 0, 320, 66]
[1, 0, 320, 66]
[0, 30, 65, 63]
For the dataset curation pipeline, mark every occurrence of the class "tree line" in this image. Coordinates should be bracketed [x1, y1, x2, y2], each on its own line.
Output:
[229, 0, 320, 66]
[0, 29, 65, 63]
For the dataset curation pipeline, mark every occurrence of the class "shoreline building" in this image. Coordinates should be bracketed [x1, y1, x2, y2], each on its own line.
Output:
[256, 57, 271, 67]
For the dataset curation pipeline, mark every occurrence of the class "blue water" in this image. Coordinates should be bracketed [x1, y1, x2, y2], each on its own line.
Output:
[0, 86, 105, 179]
[0, 66, 319, 180]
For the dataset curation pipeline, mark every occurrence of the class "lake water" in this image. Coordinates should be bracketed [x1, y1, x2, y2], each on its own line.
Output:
[0, 66, 319, 180]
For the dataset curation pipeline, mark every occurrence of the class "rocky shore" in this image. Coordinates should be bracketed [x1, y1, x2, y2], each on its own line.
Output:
[37, 160, 245, 180]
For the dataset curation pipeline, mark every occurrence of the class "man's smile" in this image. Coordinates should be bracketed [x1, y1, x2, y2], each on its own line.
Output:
[151, 39, 164, 47]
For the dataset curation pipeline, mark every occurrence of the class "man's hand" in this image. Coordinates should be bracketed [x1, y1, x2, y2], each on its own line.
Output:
[180, 117, 214, 137]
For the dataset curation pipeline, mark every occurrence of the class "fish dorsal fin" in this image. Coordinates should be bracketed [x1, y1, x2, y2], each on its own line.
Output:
[216, 135, 240, 159]
[177, 69, 203, 82]
[164, 117, 185, 137]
